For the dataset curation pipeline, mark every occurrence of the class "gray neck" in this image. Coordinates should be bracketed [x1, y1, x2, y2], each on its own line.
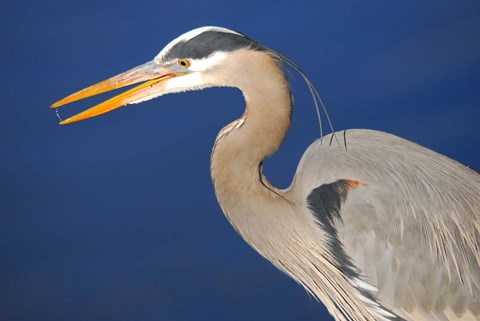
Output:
[210, 57, 292, 230]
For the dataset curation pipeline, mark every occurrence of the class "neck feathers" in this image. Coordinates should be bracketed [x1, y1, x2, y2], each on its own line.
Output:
[210, 49, 291, 212]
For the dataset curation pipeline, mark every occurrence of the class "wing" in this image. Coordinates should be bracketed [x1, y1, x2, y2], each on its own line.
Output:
[293, 129, 480, 321]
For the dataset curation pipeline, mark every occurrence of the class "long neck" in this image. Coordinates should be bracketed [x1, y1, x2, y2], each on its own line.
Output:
[210, 53, 292, 230]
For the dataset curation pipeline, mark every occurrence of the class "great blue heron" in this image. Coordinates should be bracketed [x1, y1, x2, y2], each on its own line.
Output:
[52, 27, 480, 321]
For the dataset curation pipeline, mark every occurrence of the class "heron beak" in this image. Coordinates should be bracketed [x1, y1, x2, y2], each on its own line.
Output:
[51, 61, 179, 125]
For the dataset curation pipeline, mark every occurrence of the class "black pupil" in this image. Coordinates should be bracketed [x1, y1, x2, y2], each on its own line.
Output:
[181, 60, 187, 66]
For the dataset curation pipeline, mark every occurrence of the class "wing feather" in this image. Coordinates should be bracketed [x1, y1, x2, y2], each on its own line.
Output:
[293, 129, 480, 320]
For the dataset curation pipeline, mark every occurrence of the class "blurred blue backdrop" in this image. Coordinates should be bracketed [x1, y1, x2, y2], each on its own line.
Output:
[1, 1, 479, 320]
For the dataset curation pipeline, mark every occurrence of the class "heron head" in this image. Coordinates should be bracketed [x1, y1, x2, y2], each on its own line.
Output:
[51, 26, 275, 125]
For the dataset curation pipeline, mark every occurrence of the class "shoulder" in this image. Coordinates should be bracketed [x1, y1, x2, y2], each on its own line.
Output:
[291, 129, 479, 200]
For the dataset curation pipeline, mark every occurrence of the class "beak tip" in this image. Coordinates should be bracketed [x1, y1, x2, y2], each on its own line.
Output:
[51, 63, 173, 124]
[51, 101, 62, 108]
[59, 118, 73, 125]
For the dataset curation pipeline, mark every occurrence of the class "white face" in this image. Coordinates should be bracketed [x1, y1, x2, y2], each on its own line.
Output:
[157, 51, 229, 72]
[132, 26, 262, 104]
[135, 25, 273, 103]
[133, 27, 243, 103]
[130, 51, 231, 105]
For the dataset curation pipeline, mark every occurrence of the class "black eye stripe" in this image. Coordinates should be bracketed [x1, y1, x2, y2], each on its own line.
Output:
[163, 31, 266, 61]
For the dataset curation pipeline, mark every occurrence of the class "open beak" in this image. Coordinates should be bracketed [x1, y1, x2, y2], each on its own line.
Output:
[51, 61, 179, 125]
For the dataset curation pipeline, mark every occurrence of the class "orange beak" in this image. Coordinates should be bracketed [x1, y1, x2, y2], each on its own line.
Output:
[51, 61, 178, 125]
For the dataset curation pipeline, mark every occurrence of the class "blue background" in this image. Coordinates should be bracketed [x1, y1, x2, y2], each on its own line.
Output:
[1, 1, 479, 320]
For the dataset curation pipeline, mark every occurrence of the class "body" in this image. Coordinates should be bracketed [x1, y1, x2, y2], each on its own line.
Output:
[52, 27, 480, 321]
[210, 49, 480, 320]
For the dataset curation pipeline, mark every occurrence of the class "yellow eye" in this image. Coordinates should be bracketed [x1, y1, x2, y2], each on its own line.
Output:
[178, 59, 190, 68]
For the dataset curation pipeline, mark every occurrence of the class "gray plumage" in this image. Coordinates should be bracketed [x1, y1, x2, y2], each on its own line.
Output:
[52, 26, 480, 321]
[296, 130, 480, 320]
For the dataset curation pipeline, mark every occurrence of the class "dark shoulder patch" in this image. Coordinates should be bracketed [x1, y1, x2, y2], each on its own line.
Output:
[307, 179, 363, 229]
[163, 30, 266, 61]
[307, 179, 364, 277]
[308, 180, 404, 321]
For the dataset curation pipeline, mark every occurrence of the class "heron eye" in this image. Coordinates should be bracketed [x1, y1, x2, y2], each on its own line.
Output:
[178, 59, 190, 68]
